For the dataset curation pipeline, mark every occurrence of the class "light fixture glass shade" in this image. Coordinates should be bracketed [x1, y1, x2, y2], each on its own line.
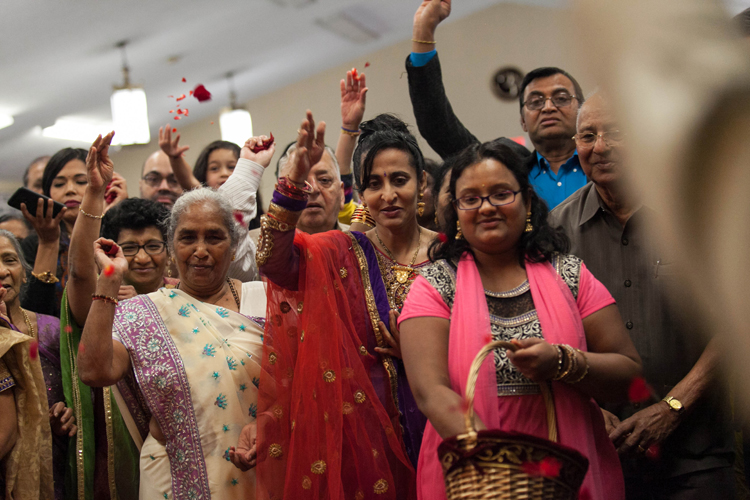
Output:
[42, 118, 114, 143]
[220, 108, 253, 147]
[110, 87, 150, 145]
[0, 114, 13, 130]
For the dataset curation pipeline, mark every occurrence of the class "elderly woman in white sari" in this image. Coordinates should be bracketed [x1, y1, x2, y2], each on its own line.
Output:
[77, 187, 265, 500]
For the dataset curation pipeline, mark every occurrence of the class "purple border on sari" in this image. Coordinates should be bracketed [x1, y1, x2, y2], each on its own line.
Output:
[113, 295, 211, 499]
[350, 231, 427, 467]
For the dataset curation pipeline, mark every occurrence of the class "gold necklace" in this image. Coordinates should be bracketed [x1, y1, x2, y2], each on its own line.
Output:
[374, 227, 422, 284]
[21, 308, 35, 339]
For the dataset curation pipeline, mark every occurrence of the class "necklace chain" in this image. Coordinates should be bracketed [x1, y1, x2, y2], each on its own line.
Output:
[21, 308, 34, 339]
[177, 277, 241, 310]
[375, 227, 422, 268]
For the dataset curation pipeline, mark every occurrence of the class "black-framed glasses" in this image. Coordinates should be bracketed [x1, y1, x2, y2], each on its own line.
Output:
[120, 241, 166, 257]
[523, 93, 577, 111]
[455, 190, 522, 210]
[573, 130, 624, 147]
[142, 173, 179, 188]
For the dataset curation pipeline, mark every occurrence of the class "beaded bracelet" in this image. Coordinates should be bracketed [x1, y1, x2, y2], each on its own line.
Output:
[341, 126, 360, 136]
[92, 294, 118, 305]
[276, 177, 312, 200]
[79, 207, 105, 219]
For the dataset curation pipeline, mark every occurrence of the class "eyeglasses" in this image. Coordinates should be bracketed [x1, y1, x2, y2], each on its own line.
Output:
[522, 93, 577, 111]
[455, 190, 522, 210]
[120, 241, 166, 257]
[573, 130, 624, 147]
[142, 173, 179, 188]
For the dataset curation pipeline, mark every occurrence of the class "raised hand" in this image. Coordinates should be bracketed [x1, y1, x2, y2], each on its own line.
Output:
[288, 110, 326, 185]
[341, 70, 368, 130]
[49, 401, 77, 437]
[93, 238, 128, 280]
[241, 136, 276, 167]
[413, 0, 452, 41]
[159, 125, 190, 159]
[20, 197, 66, 245]
[86, 132, 115, 193]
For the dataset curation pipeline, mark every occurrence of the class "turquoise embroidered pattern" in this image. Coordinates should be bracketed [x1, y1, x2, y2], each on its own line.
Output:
[249, 403, 257, 418]
[231, 478, 239, 486]
[222, 424, 229, 433]
[216, 307, 230, 318]
[193, 327, 199, 334]
[178, 305, 190, 317]
[203, 344, 216, 357]
[239, 324, 246, 331]
[227, 357, 238, 371]
[212, 372, 220, 380]
[169, 291, 176, 298]
[252, 377, 259, 388]
[239, 384, 247, 392]
[224, 448, 232, 461]
[240, 359, 246, 366]
[215, 393, 228, 409]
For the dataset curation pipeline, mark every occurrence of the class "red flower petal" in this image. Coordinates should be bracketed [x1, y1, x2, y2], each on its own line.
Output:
[210, 121, 214, 125]
[628, 377, 651, 403]
[64, 325, 73, 334]
[234, 211, 244, 225]
[189, 90, 193, 95]
[522, 462, 542, 475]
[192, 84, 212, 102]
[183, 108, 189, 116]
[105, 191, 117, 204]
[78, 343, 85, 355]
[181, 77, 186, 82]
[174, 116, 181, 120]
[364, 62, 370, 68]
[539, 457, 561, 477]
[176, 109, 184, 115]
[29, 340, 38, 360]
[176, 94, 186, 101]
[169, 110, 174, 113]
[103, 264, 115, 277]
[438, 232, 448, 243]
[172, 128, 177, 133]
[251, 132, 275, 153]
[167, 95, 173, 98]
[645, 444, 661, 460]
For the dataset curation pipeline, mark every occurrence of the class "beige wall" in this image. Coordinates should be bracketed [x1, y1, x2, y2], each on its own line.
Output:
[110, 2, 585, 205]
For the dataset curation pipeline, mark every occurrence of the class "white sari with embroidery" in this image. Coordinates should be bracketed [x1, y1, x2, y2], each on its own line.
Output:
[112, 287, 264, 500]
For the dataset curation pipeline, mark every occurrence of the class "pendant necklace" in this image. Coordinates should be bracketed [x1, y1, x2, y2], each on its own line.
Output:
[375, 227, 422, 284]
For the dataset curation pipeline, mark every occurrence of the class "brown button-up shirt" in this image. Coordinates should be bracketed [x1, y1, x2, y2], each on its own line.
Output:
[549, 182, 732, 477]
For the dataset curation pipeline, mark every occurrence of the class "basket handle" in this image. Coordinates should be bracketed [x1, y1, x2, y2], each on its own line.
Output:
[463, 340, 558, 443]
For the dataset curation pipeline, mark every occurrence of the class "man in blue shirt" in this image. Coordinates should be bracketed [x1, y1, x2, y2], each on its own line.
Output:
[405, 0, 588, 209]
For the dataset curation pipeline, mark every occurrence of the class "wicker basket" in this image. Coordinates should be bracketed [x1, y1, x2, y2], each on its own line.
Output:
[437, 340, 589, 500]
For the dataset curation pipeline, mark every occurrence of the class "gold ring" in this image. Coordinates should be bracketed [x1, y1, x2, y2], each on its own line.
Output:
[637, 445, 646, 453]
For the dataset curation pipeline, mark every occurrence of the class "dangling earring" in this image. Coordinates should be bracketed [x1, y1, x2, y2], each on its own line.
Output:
[417, 191, 425, 217]
[231, 253, 236, 262]
[456, 221, 464, 240]
[167, 265, 172, 278]
[525, 211, 533, 233]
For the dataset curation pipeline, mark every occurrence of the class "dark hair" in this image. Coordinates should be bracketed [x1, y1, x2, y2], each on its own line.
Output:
[23, 156, 50, 187]
[423, 158, 442, 189]
[519, 67, 585, 112]
[735, 8, 750, 35]
[192, 141, 240, 185]
[100, 198, 170, 243]
[353, 114, 423, 191]
[429, 141, 569, 266]
[42, 148, 88, 197]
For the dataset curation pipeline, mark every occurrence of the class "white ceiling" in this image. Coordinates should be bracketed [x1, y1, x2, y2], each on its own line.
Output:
[0, 0, 513, 178]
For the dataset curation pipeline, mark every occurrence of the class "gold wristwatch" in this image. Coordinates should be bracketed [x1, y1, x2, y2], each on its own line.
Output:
[31, 271, 59, 284]
[662, 396, 685, 414]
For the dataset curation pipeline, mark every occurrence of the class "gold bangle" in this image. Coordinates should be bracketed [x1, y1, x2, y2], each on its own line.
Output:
[412, 39, 436, 45]
[31, 271, 59, 284]
[566, 349, 589, 384]
[79, 207, 104, 219]
[351, 205, 376, 228]
[91, 294, 118, 305]
[267, 203, 302, 226]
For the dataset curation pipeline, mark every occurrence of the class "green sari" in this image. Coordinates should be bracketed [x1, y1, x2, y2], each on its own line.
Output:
[59, 290, 139, 500]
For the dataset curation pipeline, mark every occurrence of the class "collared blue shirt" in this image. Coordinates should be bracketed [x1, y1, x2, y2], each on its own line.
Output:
[529, 151, 587, 210]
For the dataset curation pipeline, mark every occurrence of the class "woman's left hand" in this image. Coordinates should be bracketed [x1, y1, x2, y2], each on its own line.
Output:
[20, 197, 66, 245]
[93, 238, 128, 280]
[104, 172, 128, 212]
[506, 338, 559, 382]
[229, 422, 257, 471]
[375, 309, 402, 359]
[49, 401, 77, 437]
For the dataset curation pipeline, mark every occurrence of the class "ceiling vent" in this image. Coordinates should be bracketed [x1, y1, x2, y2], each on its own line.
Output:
[268, 0, 316, 7]
[315, 5, 389, 44]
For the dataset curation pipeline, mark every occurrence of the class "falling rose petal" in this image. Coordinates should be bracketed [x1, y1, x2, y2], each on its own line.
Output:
[105, 191, 117, 204]
[189, 90, 193, 95]
[192, 84, 212, 102]
[182, 77, 186, 82]
[64, 325, 73, 334]
[251, 132, 275, 153]
[104, 265, 115, 277]
[169, 110, 174, 113]
[172, 128, 177, 133]
[183, 109, 189, 116]
[176, 94, 186, 101]
[364, 62, 370, 68]
[174, 116, 181, 120]
[210, 121, 214, 125]
[176, 109, 184, 115]
[438, 232, 448, 243]
[78, 343, 85, 355]
[233, 211, 244, 225]
[539, 457, 561, 478]
[29, 340, 38, 360]
[628, 377, 651, 403]
[167, 95, 173, 98]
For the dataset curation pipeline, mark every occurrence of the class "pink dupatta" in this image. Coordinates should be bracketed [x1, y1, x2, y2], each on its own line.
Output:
[416, 254, 624, 500]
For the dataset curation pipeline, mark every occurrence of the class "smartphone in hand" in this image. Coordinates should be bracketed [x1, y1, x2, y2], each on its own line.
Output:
[8, 187, 65, 218]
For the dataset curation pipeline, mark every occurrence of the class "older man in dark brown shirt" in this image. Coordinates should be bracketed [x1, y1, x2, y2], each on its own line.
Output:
[549, 94, 735, 499]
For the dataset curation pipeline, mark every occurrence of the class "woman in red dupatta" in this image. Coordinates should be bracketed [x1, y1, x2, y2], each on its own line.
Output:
[399, 141, 643, 500]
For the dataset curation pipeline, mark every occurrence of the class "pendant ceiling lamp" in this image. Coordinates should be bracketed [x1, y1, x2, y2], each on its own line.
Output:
[220, 72, 252, 147]
[110, 41, 150, 145]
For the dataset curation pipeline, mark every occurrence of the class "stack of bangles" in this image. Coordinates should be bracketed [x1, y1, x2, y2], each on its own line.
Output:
[92, 294, 118, 306]
[552, 344, 589, 384]
[257, 177, 309, 266]
[351, 205, 376, 228]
